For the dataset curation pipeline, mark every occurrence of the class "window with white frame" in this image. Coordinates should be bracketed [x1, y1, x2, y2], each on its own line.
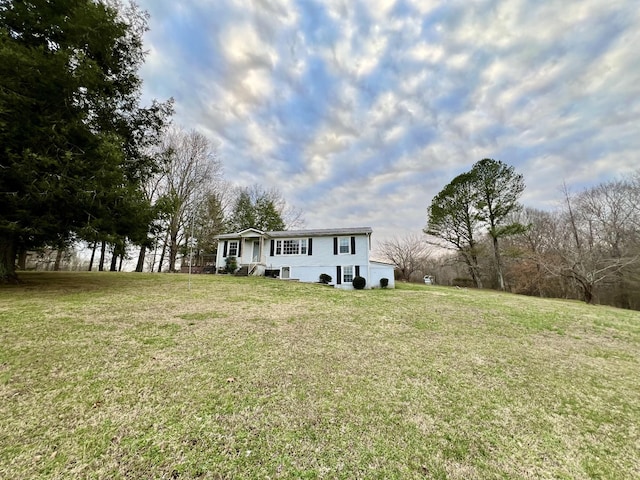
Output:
[343, 265, 354, 283]
[275, 239, 307, 256]
[228, 241, 238, 257]
[339, 237, 350, 254]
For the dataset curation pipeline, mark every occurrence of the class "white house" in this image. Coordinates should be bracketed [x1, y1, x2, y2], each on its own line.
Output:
[214, 227, 395, 289]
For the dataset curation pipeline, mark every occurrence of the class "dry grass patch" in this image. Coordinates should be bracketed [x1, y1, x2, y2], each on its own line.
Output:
[1, 272, 639, 479]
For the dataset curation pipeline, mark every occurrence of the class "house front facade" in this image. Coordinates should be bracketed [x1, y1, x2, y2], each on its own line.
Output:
[214, 227, 395, 289]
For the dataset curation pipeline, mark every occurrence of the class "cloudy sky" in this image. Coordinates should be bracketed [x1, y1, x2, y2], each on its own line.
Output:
[136, 0, 640, 245]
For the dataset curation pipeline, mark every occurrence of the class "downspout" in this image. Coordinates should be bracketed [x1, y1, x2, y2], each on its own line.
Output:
[367, 232, 371, 289]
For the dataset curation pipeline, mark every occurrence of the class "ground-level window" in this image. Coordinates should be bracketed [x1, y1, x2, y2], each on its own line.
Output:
[343, 265, 354, 283]
[228, 241, 238, 257]
[275, 239, 307, 255]
[339, 237, 350, 254]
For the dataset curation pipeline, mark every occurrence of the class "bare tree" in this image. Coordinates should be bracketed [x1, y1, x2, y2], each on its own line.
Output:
[574, 180, 639, 307]
[154, 128, 222, 272]
[503, 207, 567, 297]
[377, 233, 432, 282]
[135, 146, 172, 272]
[629, 170, 640, 231]
[539, 183, 640, 304]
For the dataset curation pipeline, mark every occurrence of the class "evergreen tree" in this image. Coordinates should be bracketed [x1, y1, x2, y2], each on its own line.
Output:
[425, 172, 484, 288]
[425, 159, 525, 290]
[227, 186, 287, 232]
[470, 159, 526, 290]
[0, 0, 171, 281]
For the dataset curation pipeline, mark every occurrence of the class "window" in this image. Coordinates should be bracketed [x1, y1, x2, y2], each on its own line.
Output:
[283, 240, 298, 255]
[339, 237, 350, 254]
[343, 265, 354, 283]
[274, 239, 307, 256]
[228, 241, 238, 257]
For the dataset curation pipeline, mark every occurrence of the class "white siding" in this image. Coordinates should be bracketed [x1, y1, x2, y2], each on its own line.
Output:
[265, 235, 370, 287]
[370, 262, 396, 288]
[216, 236, 264, 271]
[214, 230, 395, 289]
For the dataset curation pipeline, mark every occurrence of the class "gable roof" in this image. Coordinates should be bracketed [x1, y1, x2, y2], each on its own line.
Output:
[215, 227, 372, 240]
[215, 228, 265, 239]
[266, 227, 372, 238]
[370, 260, 395, 267]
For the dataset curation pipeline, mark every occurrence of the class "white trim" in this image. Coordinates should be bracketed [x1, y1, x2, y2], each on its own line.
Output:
[342, 265, 354, 283]
[274, 238, 308, 256]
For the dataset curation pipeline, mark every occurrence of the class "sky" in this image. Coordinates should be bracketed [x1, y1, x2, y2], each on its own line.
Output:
[136, 0, 640, 246]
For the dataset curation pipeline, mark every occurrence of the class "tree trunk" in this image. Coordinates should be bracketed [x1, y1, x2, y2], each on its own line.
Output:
[54, 248, 63, 271]
[0, 233, 18, 283]
[17, 248, 27, 270]
[169, 232, 179, 272]
[99, 240, 106, 271]
[157, 231, 168, 272]
[136, 245, 146, 272]
[470, 254, 483, 288]
[118, 254, 124, 272]
[88, 241, 97, 271]
[462, 252, 483, 288]
[612, 262, 630, 309]
[583, 285, 594, 304]
[492, 236, 505, 291]
[574, 274, 595, 304]
[109, 248, 118, 271]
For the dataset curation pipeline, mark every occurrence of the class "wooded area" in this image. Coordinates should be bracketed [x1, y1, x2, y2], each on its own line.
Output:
[422, 163, 640, 309]
[0, 1, 300, 280]
[0, 0, 172, 281]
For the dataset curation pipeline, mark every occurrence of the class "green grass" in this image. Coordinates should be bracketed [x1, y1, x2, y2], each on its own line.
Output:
[1, 272, 639, 479]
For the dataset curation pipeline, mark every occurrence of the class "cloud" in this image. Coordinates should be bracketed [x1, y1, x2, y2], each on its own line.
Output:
[137, 0, 640, 241]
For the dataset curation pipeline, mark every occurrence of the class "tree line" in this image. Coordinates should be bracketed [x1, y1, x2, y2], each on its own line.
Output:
[13, 124, 302, 275]
[379, 159, 640, 309]
[0, 1, 301, 281]
[127, 127, 303, 273]
[0, 0, 171, 281]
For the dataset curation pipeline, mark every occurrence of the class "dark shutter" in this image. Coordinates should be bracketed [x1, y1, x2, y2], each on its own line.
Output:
[223, 241, 228, 257]
[270, 240, 274, 256]
[355, 265, 360, 277]
[333, 237, 338, 255]
[238, 241, 242, 257]
[351, 236, 356, 255]
[336, 266, 342, 285]
[308, 238, 313, 255]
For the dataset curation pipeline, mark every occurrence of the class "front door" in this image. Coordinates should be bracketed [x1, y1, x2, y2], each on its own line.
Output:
[252, 241, 260, 262]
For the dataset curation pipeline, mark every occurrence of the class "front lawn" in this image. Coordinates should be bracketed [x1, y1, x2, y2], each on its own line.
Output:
[1, 272, 639, 478]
